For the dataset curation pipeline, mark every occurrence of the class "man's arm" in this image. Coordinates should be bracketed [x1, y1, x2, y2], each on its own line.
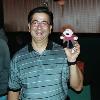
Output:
[64, 41, 83, 91]
[69, 64, 83, 91]
[8, 91, 20, 100]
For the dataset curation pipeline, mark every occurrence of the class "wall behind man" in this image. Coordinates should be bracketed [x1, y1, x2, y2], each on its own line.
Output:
[2, 0, 100, 33]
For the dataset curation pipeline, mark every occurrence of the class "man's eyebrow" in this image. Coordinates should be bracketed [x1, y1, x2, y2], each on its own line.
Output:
[31, 20, 48, 22]
[31, 20, 37, 22]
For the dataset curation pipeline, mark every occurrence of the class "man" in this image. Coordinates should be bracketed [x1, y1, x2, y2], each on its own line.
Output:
[0, 28, 10, 100]
[8, 6, 83, 100]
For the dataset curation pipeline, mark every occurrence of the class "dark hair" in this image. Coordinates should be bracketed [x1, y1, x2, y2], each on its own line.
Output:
[28, 6, 53, 25]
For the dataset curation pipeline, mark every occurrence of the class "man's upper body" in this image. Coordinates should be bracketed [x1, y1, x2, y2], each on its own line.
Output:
[0, 28, 10, 96]
[8, 6, 83, 100]
[8, 41, 69, 100]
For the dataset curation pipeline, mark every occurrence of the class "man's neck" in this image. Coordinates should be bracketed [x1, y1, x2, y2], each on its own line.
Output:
[32, 39, 48, 54]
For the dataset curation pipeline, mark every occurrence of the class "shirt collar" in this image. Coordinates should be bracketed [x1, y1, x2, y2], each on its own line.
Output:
[28, 40, 53, 52]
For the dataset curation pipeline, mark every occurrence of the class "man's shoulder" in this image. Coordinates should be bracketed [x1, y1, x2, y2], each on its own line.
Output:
[52, 41, 63, 49]
[12, 45, 28, 59]
[51, 42, 67, 58]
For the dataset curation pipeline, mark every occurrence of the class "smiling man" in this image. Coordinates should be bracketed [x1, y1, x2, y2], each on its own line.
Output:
[8, 6, 83, 100]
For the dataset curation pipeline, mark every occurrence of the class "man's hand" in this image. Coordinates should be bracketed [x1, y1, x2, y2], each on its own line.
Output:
[64, 41, 80, 62]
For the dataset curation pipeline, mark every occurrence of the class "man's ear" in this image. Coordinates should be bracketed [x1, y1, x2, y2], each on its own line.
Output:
[28, 24, 30, 32]
[49, 25, 53, 34]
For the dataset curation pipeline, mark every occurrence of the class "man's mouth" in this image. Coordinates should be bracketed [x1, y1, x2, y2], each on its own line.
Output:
[36, 32, 43, 35]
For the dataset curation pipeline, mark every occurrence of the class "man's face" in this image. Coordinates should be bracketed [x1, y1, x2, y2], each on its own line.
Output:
[28, 13, 52, 42]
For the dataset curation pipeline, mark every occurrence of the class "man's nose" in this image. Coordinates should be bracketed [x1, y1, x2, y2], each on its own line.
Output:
[37, 23, 42, 29]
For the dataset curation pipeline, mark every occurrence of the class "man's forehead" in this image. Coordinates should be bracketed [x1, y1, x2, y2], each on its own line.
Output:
[32, 13, 49, 21]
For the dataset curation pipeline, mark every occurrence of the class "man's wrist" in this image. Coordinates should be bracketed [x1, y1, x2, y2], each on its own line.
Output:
[67, 61, 76, 66]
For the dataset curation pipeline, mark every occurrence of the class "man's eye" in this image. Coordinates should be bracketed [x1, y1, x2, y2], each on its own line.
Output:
[42, 21, 48, 25]
[31, 21, 37, 24]
[32, 21, 37, 24]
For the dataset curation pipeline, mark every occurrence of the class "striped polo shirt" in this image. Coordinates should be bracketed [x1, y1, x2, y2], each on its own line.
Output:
[9, 41, 69, 100]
